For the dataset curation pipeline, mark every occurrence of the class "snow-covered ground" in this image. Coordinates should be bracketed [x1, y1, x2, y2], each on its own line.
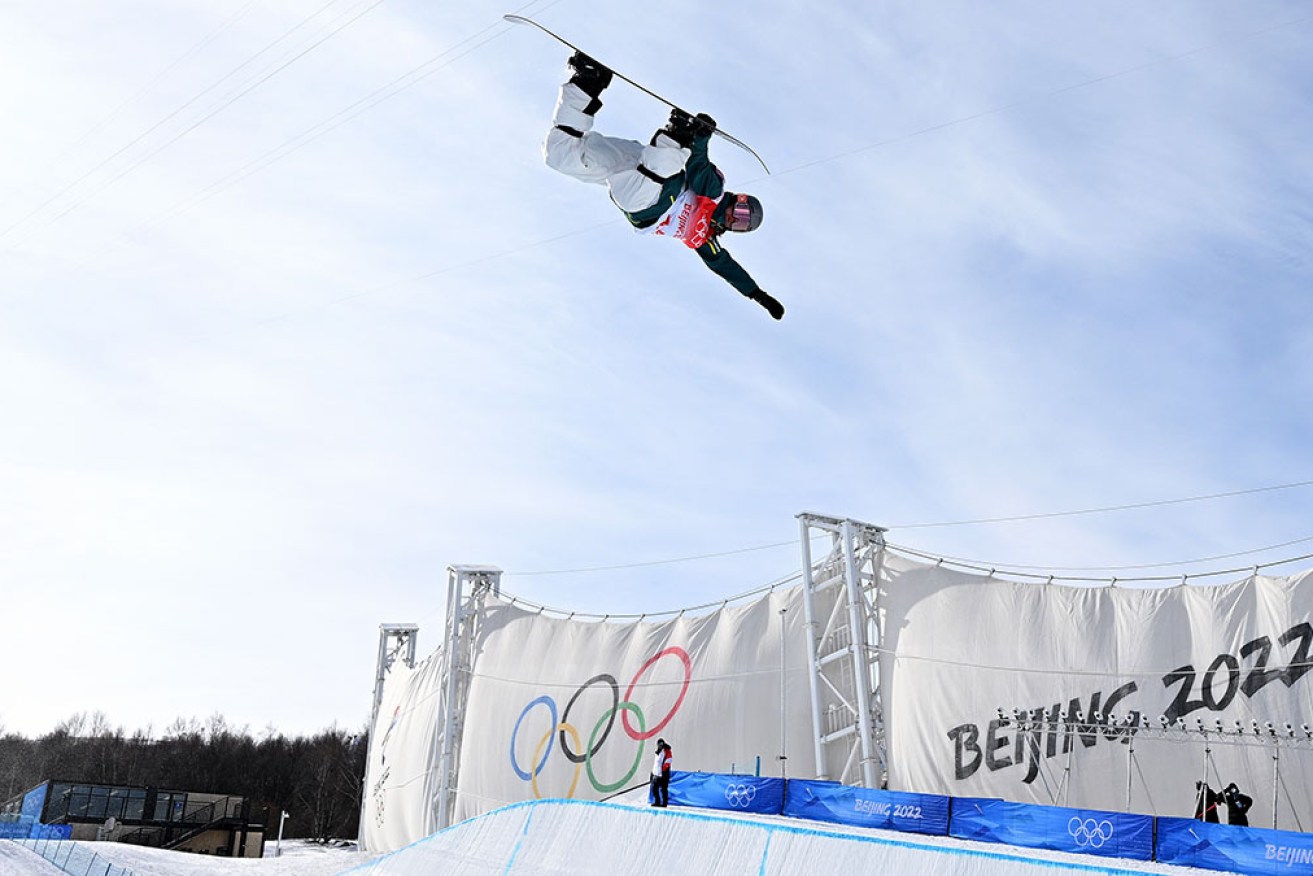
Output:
[1, 838, 375, 876]
[350, 799, 1219, 876]
[3, 803, 1225, 876]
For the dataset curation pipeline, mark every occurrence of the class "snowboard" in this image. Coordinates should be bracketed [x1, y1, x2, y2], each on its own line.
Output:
[504, 14, 771, 175]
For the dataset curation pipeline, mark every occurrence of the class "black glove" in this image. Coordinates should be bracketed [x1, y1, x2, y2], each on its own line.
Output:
[661, 109, 698, 149]
[692, 113, 717, 137]
[750, 289, 785, 320]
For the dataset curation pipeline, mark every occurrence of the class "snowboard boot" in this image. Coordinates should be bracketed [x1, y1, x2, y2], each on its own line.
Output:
[568, 51, 612, 115]
[750, 290, 785, 320]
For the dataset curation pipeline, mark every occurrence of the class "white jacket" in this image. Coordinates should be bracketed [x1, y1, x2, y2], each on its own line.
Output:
[651, 748, 671, 777]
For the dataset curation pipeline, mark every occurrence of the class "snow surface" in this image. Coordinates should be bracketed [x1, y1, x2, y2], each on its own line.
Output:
[0, 840, 63, 874]
[1, 838, 374, 876]
[4, 804, 1225, 876]
[349, 799, 1219, 876]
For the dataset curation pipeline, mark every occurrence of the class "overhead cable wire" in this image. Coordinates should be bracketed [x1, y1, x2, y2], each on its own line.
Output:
[497, 480, 1313, 578]
[488, 546, 1313, 623]
[123, 10, 1313, 346]
[28, 0, 263, 180]
[146, 0, 565, 227]
[882, 542, 1313, 585]
[504, 540, 798, 576]
[1, 0, 348, 241]
[495, 568, 806, 620]
[478, 543, 1313, 622]
[884, 479, 1313, 530]
[770, 11, 1313, 181]
[41, 0, 389, 228]
[52, 0, 560, 272]
[183, 214, 618, 342]
[886, 532, 1313, 573]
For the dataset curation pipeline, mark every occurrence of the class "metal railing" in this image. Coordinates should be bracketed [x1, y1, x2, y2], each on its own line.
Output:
[117, 795, 247, 849]
[15, 838, 137, 876]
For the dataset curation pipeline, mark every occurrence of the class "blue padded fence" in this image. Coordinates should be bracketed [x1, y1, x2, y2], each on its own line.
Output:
[667, 772, 785, 816]
[949, 797, 1154, 863]
[1156, 816, 1313, 874]
[782, 779, 950, 837]
[0, 822, 72, 840]
[663, 770, 1313, 876]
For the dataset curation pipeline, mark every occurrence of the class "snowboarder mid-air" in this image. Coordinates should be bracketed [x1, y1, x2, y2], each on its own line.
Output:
[543, 52, 784, 320]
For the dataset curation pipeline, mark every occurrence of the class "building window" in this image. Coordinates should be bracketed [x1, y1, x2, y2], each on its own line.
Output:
[68, 787, 91, 819]
[124, 790, 146, 822]
[47, 785, 71, 822]
[153, 791, 188, 822]
[87, 787, 109, 820]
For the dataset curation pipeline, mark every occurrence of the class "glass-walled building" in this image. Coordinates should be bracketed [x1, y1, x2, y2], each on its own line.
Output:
[1, 780, 266, 857]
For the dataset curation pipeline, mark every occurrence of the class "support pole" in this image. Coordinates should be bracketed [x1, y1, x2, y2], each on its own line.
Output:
[1063, 714, 1074, 808]
[842, 519, 879, 788]
[1272, 741, 1280, 830]
[433, 570, 464, 833]
[432, 565, 501, 833]
[1125, 727, 1135, 812]
[779, 606, 789, 778]
[798, 517, 828, 781]
[360, 624, 418, 849]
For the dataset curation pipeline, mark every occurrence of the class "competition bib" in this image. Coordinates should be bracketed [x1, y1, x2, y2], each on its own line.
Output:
[638, 189, 718, 249]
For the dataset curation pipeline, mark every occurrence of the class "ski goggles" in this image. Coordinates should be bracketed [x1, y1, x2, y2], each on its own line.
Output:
[726, 194, 758, 233]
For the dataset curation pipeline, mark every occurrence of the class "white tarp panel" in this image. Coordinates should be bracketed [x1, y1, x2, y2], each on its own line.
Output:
[363, 587, 821, 851]
[452, 588, 817, 823]
[880, 552, 1313, 828]
[361, 648, 448, 852]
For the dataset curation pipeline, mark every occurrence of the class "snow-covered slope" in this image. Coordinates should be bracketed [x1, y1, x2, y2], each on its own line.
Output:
[6, 805, 1226, 876]
[2, 838, 372, 876]
[346, 799, 1215, 876]
[0, 841, 64, 875]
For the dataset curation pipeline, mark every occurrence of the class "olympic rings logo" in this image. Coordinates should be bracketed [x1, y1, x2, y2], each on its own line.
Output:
[1067, 817, 1114, 848]
[725, 784, 757, 808]
[509, 646, 691, 798]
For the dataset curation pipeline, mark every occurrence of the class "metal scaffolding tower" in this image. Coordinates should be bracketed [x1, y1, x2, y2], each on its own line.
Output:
[361, 623, 420, 845]
[368, 623, 420, 736]
[797, 513, 889, 789]
[430, 565, 502, 832]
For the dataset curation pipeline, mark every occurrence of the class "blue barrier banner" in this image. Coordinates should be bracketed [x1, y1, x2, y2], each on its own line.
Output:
[950, 797, 1154, 862]
[668, 772, 785, 816]
[21, 784, 47, 823]
[0, 822, 69, 840]
[1157, 816, 1313, 875]
[783, 779, 950, 837]
[29, 824, 72, 840]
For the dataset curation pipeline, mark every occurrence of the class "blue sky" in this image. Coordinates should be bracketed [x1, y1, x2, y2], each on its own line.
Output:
[1, 0, 1311, 738]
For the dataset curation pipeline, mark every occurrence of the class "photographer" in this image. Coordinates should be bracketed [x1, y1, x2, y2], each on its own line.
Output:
[1222, 783, 1253, 827]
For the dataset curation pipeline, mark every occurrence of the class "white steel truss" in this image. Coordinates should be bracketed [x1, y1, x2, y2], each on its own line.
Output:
[797, 512, 888, 788]
[369, 623, 420, 735]
[362, 623, 419, 843]
[430, 564, 502, 832]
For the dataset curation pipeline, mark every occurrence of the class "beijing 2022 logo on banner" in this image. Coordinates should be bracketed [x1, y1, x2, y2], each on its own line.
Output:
[508, 646, 691, 798]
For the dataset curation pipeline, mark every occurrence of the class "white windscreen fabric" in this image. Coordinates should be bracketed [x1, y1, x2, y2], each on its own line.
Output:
[362, 586, 820, 851]
[361, 648, 447, 851]
[879, 552, 1313, 826]
[451, 587, 817, 824]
